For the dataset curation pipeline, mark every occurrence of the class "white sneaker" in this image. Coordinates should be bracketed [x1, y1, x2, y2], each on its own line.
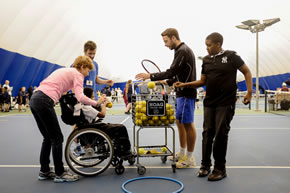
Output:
[54, 169, 79, 183]
[176, 156, 196, 168]
[169, 152, 184, 161]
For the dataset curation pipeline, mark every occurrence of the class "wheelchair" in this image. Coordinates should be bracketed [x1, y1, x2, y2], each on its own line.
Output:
[59, 93, 135, 176]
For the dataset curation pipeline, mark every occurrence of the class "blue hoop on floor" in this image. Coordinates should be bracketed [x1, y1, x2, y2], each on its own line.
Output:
[122, 176, 184, 193]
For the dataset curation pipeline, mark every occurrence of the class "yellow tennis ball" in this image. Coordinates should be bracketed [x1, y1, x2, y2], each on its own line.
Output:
[138, 148, 145, 155]
[141, 107, 146, 113]
[106, 102, 112, 108]
[135, 105, 142, 113]
[161, 147, 167, 152]
[141, 115, 148, 121]
[147, 81, 155, 89]
[157, 120, 162, 125]
[148, 119, 154, 126]
[141, 100, 147, 107]
[136, 119, 142, 126]
[152, 116, 159, 121]
[169, 115, 176, 124]
[164, 120, 170, 125]
[160, 116, 167, 121]
[136, 113, 142, 119]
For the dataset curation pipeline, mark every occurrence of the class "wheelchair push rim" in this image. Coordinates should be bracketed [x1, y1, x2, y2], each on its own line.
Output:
[65, 128, 114, 176]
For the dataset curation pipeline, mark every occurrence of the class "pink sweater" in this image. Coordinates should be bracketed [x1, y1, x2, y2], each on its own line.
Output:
[36, 68, 97, 106]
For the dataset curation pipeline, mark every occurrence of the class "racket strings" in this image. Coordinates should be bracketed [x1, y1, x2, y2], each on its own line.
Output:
[141, 60, 161, 73]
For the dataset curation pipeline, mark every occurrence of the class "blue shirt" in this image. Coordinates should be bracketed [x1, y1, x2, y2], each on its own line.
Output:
[71, 60, 99, 99]
[83, 60, 98, 90]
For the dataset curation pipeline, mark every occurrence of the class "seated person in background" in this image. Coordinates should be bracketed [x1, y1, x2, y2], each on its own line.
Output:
[76, 87, 132, 157]
[280, 82, 289, 92]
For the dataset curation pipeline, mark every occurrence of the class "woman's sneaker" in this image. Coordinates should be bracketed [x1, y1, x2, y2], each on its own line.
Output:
[176, 156, 196, 168]
[54, 169, 79, 183]
[38, 169, 56, 181]
[169, 152, 184, 162]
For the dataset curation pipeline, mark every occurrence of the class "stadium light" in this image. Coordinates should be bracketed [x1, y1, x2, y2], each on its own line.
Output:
[236, 18, 280, 111]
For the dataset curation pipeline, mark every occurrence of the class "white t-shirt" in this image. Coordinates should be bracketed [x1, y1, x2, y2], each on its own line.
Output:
[3, 84, 13, 95]
[74, 104, 99, 123]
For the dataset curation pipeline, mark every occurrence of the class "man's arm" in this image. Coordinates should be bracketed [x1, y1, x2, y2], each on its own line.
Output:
[135, 50, 186, 81]
[174, 74, 206, 88]
[239, 64, 252, 105]
[96, 76, 114, 86]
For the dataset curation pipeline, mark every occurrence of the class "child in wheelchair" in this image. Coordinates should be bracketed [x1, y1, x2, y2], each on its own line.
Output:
[62, 88, 133, 160]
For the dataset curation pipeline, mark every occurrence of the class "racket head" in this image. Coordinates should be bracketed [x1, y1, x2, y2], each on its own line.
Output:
[141, 59, 161, 73]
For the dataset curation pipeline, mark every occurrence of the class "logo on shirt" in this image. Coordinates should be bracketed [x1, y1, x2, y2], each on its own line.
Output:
[222, 56, 228, 63]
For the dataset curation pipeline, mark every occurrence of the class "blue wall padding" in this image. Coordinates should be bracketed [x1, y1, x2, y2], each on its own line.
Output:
[0, 48, 63, 96]
[237, 72, 290, 92]
[1, 48, 288, 96]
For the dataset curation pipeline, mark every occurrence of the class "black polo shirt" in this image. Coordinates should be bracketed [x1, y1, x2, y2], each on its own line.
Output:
[202, 50, 244, 107]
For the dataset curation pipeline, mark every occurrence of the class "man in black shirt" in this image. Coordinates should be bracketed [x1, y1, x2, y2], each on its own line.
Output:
[175, 32, 252, 181]
[136, 28, 197, 168]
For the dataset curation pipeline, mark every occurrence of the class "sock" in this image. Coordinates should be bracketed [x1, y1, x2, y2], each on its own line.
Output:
[180, 147, 186, 156]
[186, 151, 193, 158]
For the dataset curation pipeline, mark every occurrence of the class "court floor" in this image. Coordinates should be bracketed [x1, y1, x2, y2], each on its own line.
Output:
[0, 104, 290, 193]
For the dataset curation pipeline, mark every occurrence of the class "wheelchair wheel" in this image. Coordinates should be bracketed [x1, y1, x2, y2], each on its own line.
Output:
[65, 128, 114, 176]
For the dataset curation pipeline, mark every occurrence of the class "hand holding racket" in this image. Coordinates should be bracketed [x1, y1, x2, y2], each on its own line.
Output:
[135, 59, 161, 81]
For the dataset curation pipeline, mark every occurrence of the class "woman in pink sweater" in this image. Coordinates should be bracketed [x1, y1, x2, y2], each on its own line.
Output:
[30, 56, 106, 183]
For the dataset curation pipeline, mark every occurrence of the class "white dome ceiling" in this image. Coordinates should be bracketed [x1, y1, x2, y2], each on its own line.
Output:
[0, 0, 289, 82]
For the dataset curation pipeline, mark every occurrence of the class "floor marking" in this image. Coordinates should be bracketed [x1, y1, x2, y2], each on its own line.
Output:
[120, 116, 130, 124]
[1, 165, 290, 169]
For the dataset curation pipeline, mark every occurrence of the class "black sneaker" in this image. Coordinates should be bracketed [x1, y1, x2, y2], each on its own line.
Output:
[208, 169, 227, 181]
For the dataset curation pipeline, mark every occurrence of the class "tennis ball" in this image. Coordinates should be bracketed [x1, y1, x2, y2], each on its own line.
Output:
[164, 120, 170, 125]
[136, 113, 142, 119]
[147, 81, 156, 89]
[161, 147, 167, 152]
[169, 115, 176, 124]
[141, 115, 148, 121]
[160, 116, 167, 121]
[141, 100, 147, 107]
[138, 148, 145, 155]
[136, 119, 142, 126]
[148, 119, 154, 126]
[106, 102, 113, 108]
[166, 109, 173, 116]
[157, 120, 162, 125]
[141, 107, 146, 114]
[135, 105, 142, 113]
[152, 116, 159, 121]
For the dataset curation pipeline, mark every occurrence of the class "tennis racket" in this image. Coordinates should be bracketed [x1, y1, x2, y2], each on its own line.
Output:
[141, 59, 161, 73]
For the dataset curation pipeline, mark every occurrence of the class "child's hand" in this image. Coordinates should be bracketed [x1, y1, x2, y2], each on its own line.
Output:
[97, 94, 107, 104]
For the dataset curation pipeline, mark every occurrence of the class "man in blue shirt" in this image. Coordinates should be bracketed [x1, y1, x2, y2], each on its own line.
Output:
[83, 41, 114, 98]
